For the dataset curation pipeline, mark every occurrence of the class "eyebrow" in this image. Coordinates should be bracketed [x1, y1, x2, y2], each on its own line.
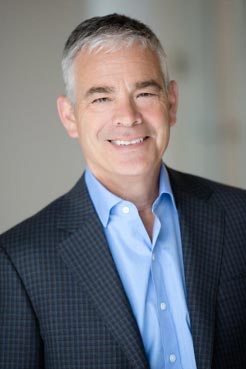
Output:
[135, 80, 163, 91]
[85, 86, 115, 98]
[84, 79, 163, 99]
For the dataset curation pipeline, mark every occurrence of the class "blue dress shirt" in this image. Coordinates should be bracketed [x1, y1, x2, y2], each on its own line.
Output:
[85, 165, 197, 369]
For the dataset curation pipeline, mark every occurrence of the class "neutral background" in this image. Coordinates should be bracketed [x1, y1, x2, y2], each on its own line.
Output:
[1, 0, 245, 233]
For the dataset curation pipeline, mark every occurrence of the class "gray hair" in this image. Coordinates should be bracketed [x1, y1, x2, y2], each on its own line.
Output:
[62, 13, 169, 103]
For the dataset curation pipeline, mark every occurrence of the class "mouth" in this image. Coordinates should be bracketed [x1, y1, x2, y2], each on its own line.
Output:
[108, 137, 149, 146]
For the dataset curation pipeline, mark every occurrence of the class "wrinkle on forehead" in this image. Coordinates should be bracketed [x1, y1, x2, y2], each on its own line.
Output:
[74, 45, 165, 101]
[75, 44, 162, 74]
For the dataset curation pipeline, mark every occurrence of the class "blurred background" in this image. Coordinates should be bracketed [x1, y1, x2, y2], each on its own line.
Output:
[0, 0, 245, 233]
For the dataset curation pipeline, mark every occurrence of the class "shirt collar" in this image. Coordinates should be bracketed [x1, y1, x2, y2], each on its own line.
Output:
[85, 168, 122, 227]
[85, 163, 177, 228]
[156, 164, 177, 210]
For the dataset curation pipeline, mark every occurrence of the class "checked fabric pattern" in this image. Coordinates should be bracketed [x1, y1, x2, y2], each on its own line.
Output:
[1, 167, 246, 369]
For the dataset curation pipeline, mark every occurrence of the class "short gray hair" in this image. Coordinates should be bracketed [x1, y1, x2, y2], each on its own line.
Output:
[62, 13, 169, 103]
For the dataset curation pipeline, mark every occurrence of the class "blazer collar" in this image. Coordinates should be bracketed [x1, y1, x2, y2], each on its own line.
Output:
[168, 168, 224, 369]
[57, 175, 149, 369]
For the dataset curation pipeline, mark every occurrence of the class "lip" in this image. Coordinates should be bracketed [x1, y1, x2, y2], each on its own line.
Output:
[108, 136, 149, 147]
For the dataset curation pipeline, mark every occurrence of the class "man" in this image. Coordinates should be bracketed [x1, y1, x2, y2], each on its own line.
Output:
[0, 13, 245, 369]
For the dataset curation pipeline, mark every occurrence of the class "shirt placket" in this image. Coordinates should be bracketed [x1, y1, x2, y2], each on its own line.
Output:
[151, 209, 182, 369]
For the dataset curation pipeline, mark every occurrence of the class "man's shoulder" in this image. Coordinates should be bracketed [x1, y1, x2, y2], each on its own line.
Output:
[0, 174, 89, 254]
[1, 192, 65, 251]
[167, 167, 246, 209]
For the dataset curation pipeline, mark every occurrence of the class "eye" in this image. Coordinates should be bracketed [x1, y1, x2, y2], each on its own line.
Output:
[137, 92, 156, 98]
[92, 97, 110, 104]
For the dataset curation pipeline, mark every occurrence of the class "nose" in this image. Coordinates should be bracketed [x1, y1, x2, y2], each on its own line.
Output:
[113, 98, 143, 127]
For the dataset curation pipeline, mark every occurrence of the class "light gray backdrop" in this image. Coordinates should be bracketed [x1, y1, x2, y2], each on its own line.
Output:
[1, 0, 245, 233]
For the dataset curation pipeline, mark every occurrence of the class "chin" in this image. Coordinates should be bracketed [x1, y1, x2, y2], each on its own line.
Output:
[111, 161, 157, 178]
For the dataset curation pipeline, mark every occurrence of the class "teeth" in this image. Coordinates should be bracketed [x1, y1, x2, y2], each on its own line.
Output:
[111, 138, 144, 146]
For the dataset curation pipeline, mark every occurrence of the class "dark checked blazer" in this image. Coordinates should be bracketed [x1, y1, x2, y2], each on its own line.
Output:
[0, 167, 246, 369]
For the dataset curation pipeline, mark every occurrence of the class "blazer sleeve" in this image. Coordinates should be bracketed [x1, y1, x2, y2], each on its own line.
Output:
[0, 245, 44, 368]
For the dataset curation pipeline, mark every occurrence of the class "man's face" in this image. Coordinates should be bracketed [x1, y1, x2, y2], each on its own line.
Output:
[58, 44, 178, 187]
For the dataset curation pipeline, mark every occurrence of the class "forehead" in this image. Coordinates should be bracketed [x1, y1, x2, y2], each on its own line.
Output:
[73, 45, 164, 89]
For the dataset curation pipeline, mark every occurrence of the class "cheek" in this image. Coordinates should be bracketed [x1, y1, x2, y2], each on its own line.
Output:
[141, 99, 169, 119]
[143, 108, 169, 132]
[78, 112, 112, 145]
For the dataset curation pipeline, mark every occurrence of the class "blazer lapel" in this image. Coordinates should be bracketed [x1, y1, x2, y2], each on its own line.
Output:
[168, 168, 224, 369]
[57, 175, 149, 369]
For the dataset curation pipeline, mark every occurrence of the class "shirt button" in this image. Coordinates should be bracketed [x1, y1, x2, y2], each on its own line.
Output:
[152, 254, 155, 261]
[160, 302, 167, 311]
[122, 206, 130, 214]
[169, 354, 176, 363]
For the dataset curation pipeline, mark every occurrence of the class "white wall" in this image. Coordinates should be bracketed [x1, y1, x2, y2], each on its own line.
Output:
[1, 0, 245, 233]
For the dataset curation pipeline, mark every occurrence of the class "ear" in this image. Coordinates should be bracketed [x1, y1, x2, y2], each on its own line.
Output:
[167, 80, 179, 126]
[57, 95, 78, 138]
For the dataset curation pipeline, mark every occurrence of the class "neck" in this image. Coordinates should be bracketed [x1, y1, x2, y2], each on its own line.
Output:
[97, 169, 160, 208]
[91, 165, 162, 240]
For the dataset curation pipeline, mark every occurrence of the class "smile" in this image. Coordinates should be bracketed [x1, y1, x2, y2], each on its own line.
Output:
[109, 137, 148, 146]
